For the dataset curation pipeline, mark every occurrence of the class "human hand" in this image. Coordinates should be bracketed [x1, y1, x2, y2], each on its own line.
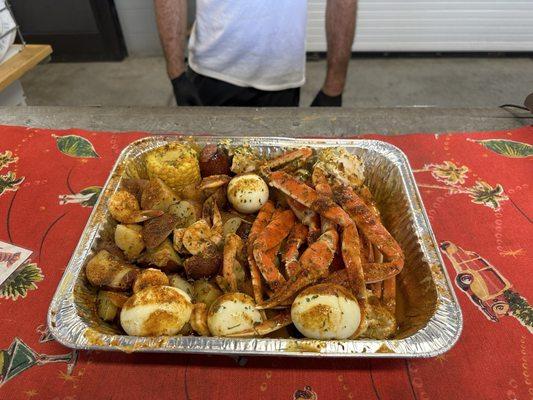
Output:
[310, 90, 342, 107]
[171, 72, 203, 106]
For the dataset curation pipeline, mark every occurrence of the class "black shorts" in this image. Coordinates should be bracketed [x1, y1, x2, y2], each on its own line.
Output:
[188, 68, 300, 107]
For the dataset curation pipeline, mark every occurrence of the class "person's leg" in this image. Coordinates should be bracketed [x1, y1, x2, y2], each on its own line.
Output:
[253, 87, 300, 107]
[188, 68, 300, 107]
[187, 68, 256, 106]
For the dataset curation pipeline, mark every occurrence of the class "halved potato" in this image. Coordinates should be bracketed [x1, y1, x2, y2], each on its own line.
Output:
[97, 290, 130, 322]
[86, 250, 138, 291]
[180, 182, 205, 203]
[192, 279, 223, 308]
[168, 273, 194, 299]
[138, 238, 182, 272]
[132, 268, 170, 293]
[115, 224, 145, 260]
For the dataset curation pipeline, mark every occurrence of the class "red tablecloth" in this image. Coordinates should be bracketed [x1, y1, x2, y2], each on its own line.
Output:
[1, 125, 532, 400]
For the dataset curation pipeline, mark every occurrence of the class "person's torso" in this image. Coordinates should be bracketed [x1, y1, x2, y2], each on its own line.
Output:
[188, 0, 307, 91]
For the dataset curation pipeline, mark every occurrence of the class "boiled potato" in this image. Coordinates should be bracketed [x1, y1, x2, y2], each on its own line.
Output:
[86, 250, 138, 291]
[168, 273, 194, 299]
[227, 174, 269, 214]
[115, 224, 145, 260]
[141, 177, 178, 212]
[291, 283, 361, 340]
[207, 293, 263, 337]
[132, 268, 169, 293]
[192, 279, 222, 308]
[120, 286, 193, 336]
[180, 182, 205, 203]
[139, 238, 182, 272]
[97, 290, 129, 322]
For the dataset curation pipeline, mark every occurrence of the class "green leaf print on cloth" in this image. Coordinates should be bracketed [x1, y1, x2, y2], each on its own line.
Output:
[0, 150, 18, 169]
[0, 172, 24, 196]
[53, 134, 99, 158]
[0, 263, 43, 301]
[0, 150, 24, 197]
[468, 139, 533, 158]
[504, 289, 533, 332]
[468, 181, 509, 210]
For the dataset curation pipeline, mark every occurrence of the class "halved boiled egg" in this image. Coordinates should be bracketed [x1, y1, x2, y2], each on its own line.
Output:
[291, 283, 360, 340]
[207, 292, 263, 336]
[227, 174, 269, 214]
[120, 285, 192, 336]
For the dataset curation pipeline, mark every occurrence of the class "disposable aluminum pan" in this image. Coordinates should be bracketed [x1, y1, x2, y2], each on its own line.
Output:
[48, 136, 462, 357]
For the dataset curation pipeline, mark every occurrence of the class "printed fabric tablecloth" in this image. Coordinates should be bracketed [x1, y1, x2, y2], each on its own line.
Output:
[0, 124, 531, 400]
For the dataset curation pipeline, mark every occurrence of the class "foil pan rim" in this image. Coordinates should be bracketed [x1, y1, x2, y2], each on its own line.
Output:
[48, 136, 463, 358]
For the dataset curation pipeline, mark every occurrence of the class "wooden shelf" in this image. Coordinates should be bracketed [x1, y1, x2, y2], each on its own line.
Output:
[0, 44, 52, 92]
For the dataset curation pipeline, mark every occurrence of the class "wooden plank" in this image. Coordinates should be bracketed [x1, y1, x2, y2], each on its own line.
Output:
[0, 44, 53, 92]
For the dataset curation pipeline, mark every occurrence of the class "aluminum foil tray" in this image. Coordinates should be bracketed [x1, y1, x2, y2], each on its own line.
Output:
[48, 136, 462, 357]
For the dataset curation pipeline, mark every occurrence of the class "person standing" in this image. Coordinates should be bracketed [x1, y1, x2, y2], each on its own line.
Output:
[154, 0, 357, 107]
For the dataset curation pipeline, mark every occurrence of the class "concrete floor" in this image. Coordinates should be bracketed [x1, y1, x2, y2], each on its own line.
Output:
[20, 56, 533, 108]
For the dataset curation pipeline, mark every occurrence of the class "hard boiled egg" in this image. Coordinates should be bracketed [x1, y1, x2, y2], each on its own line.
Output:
[207, 292, 263, 336]
[227, 174, 269, 214]
[120, 286, 192, 336]
[291, 283, 361, 340]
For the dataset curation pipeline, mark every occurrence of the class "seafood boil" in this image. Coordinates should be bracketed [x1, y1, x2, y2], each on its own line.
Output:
[85, 142, 405, 340]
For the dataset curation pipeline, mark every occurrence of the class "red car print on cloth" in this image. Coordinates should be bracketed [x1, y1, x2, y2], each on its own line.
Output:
[441, 241, 532, 331]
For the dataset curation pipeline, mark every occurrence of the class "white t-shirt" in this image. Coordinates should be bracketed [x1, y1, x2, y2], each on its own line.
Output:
[188, 0, 307, 91]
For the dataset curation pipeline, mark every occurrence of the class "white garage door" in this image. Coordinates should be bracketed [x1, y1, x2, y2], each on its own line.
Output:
[307, 0, 533, 52]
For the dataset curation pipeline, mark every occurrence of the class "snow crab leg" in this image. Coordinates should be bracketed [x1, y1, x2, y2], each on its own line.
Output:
[247, 201, 275, 303]
[253, 209, 295, 291]
[263, 147, 313, 170]
[311, 167, 336, 233]
[382, 276, 396, 314]
[369, 245, 383, 296]
[282, 223, 308, 278]
[341, 223, 368, 337]
[259, 227, 338, 309]
[322, 264, 394, 286]
[286, 197, 321, 243]
[266, 170, 354, 227]
[222, 233, 244, 292]
[332, 182, 404, 282]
